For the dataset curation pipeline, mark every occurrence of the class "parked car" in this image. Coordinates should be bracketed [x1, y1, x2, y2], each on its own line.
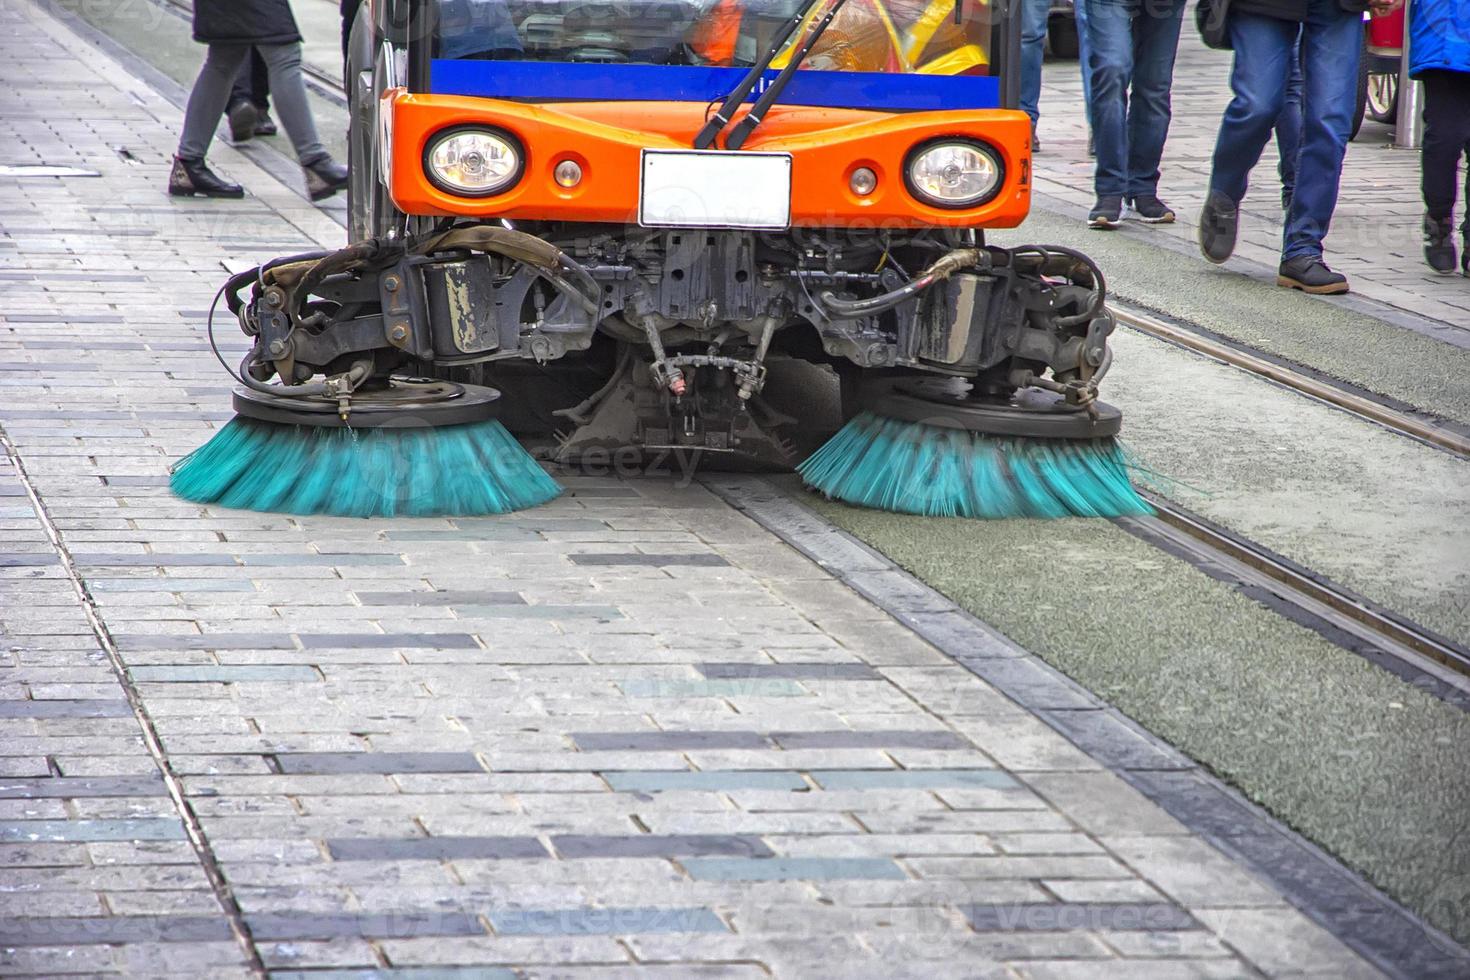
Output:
[1353, 7, 1404, 138]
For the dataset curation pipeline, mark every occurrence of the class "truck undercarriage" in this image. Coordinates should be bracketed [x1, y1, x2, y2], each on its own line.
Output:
[221, 222, 1119, 469]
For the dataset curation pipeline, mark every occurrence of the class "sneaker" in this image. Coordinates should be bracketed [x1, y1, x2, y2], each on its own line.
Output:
[1129, 195, 1176, 224]
[1088, 196, 1123, 230]
[1198, 190, 1238, 264]
[303, 156, 349, 201]
[1277, 255, 1349, 295]
[1424, 215, 1457, 275]
[167, 155, 244, 198]
[254, 110, 277, 137]
[226, 99, 257, 143]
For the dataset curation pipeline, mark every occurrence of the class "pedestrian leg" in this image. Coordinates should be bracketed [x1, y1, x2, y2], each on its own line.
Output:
[178, 43, 252, 162]
[1079, 0, 1138, 225]
[172, 43, 251, 197]
[254, 42, 329, 166]
[1207, 13, 1295, 205]
[1274, 32, 1304, 210]
[1419, 70, 1470, 272]
[1282, 0, 1362, 264]
[1018, 0, 1052, 145]
[1122, 0, 1186, 210]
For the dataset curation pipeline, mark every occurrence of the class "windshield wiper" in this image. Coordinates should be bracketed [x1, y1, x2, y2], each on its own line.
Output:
[722, 0, 851, 149]
[692, 0, 831, 150]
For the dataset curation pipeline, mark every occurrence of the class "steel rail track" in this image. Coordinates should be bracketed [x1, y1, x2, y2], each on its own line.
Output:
[1112, 304, 1470, 459]
[1110, 305, 1470, 692]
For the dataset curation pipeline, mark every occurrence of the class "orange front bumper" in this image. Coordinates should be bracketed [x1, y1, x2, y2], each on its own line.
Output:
[386, 92, 1033, 230]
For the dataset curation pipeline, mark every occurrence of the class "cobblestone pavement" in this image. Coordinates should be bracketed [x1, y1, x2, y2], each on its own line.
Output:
[1032, 33, 1470, 330]
[0, 1, 1410, 976]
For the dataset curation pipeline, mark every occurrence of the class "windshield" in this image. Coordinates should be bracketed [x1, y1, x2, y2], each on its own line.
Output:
[431, 0, 1000, 77]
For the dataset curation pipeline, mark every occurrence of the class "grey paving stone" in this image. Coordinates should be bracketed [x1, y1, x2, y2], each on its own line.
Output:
[603, 770, 806, 792]
[811, 769, 1017, 790]
[683, 857, 906, 881]
[1039, 710, 1193, 771]
[0, 699, 132, 718]
[130, 665, 318, 683]
[551, 835, 773, 859]
[770, 730, 970, 750]
[618, 678, 806, 698]
[237, 554, 406, 566]
[0, 819, 186, 842]
[570, 731, 769, 751]
[962, 903, 1199, 932]
[326, 837, 548, 861]
[116, 635, 297, 651]
[275, 753, 484, 775]
[246, 912, 486, 941]
[73, 554, 239, 567]
[353, 591, 526, 607]
[0, 915, 233, 945]
[0, 555, 58, 567]
[487, 906, 726, 935]
[297, 633, 480, 650]
[269, 970, 516, 980]
[697, 662, 880, 680]
[569, 553, 729, 567]
[0, 775, 165, 798]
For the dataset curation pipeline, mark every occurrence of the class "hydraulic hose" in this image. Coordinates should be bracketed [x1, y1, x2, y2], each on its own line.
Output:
[817, 248, 985, 319]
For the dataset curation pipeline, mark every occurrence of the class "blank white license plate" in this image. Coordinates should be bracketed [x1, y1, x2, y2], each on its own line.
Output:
[639, 150, 792, 230]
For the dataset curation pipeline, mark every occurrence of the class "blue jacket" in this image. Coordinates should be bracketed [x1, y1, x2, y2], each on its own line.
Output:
[1411, 0, 1470, 76]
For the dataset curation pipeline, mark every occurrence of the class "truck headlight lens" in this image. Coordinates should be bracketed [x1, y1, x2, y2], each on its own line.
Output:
[905, 140, 1002, 209]
[424, 128, 522, 197]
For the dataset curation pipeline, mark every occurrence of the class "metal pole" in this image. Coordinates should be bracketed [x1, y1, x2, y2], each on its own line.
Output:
[1394, 0, 1423, 148]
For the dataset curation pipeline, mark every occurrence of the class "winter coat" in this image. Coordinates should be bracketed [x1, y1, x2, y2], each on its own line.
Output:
[192, 0, 302, 46]
[1410, 0, 1470, 76]
[1231, 0, 1370, 22]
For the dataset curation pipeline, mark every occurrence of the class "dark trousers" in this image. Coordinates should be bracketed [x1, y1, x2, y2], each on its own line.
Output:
[228, 48, 270, 111]
[1421, 70, 1470, 230]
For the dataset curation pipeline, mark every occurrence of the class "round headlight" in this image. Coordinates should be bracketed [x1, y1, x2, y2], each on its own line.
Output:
[424, 128, 522, 197]
[905, 140, 1002, 209]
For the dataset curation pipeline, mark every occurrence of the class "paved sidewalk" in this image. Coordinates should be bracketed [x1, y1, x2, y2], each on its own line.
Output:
[0, 1, 1411, 976]
[1032, 33, 1470, 330]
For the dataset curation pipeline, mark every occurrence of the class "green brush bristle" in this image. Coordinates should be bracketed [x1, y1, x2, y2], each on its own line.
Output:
[170, 417, 562, 517]
[798, 411, 1152, 520]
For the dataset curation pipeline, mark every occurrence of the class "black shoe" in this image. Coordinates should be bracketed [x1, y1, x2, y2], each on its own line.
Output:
[1032, 134, 1041, 153]
[1424, 215, 1457, 275]
[1129, 195, 1176, 224]
[1198, 190, 1238, 264]
[1281, 190, 1293, 212]
[304, 156, 349, 201]
[167, 156, 244, 198]
[1088, 195, 1123, 230]
[1087, 133, 1096, 157]
[1277, 255, 1349, 295]
[254, 109, 277, 137]
[226, 99, 257, 143]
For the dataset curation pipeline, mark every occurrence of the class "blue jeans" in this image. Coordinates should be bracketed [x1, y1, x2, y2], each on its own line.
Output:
[1209, 0, 1363, 260]
[1019, 0, 1053, 126]
[1080, 0, 1186, 200]
[1274, 34, 1304, 205]
[1074, 0, 1094, 129]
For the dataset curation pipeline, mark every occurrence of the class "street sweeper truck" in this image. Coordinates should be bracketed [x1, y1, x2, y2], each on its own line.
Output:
[172, 0, 1149, 520]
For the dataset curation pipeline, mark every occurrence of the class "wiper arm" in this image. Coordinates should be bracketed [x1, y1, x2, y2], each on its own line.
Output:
[692, 0, 827, 150]
[722, 0, 851, 150]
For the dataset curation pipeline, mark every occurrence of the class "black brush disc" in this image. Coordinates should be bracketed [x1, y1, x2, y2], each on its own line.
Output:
[863, 378, 1122, 439]
[232, 378, 500, 429]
